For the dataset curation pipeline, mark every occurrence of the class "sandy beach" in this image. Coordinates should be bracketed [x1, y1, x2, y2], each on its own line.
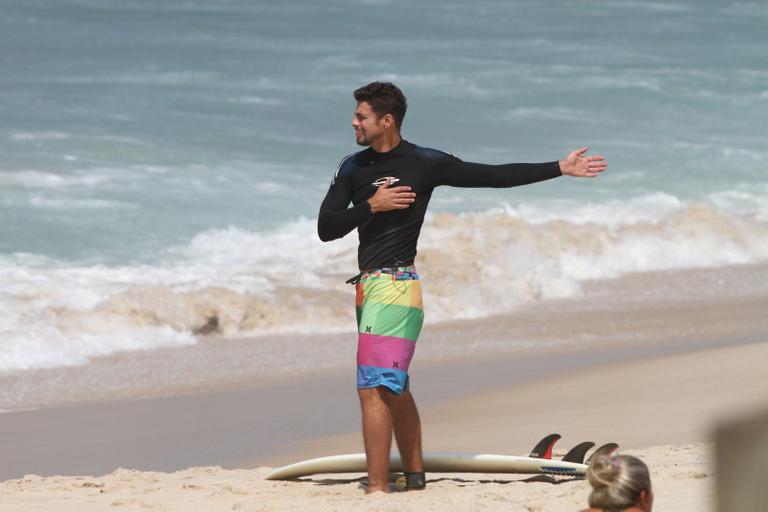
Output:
[2, 338, 767, 511]
[0, 444, 710, 512]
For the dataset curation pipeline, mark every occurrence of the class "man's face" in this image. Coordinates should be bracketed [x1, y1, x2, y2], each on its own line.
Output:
[352, 101, 385, 147]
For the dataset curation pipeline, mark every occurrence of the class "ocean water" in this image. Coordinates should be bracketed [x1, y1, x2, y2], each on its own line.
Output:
[1, 0, 767, 373]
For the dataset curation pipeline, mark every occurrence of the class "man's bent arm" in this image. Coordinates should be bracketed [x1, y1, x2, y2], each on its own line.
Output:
[317, 181, 372, 242]
[432, 156, 562, 188]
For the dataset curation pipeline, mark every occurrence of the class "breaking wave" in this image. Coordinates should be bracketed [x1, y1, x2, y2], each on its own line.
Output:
[1, 193, 767, 372]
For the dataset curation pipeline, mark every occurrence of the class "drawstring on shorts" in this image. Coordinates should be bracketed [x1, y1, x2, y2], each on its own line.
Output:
[345, 260, 411, 285]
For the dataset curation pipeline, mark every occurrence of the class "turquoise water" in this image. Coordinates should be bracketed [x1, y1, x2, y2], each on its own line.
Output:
[1, 0, 766, 371]
[2, 0, 766, 261]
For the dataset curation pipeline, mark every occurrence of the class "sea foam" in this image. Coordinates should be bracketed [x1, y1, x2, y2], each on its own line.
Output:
[1, 193, 767, 373]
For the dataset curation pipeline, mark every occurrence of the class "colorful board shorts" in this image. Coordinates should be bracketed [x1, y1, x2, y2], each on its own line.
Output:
[355, 266, 424, 396]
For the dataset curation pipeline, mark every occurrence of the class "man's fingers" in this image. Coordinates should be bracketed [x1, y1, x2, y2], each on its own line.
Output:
[563, 150, 606, 178]
[376, 185, 416, 211]
[574, 146, 589, 157]
[391, 191, 415, 199]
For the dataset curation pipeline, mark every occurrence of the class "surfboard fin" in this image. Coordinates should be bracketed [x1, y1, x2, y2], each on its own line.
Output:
[529, 433, 561, 459]
[586, 442, 620, 464]
[562, 441, 595, 464]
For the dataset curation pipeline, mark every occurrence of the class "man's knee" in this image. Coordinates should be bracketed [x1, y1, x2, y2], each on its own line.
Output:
[357, 386, 385, 404]
[358, 386, 399, 404]
[380, 388, 412, 408]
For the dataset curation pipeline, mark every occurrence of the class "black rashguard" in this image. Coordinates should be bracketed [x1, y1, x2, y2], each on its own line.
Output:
[317, 139, 562, 270]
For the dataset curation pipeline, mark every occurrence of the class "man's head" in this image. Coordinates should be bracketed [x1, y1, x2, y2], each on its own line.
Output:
[352, 82, 407, 147]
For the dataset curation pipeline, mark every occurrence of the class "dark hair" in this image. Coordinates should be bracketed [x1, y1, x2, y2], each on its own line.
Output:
[353, 82, 407, 130]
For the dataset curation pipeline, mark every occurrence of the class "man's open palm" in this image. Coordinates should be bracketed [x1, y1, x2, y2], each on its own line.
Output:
[559, 147, 607, 178]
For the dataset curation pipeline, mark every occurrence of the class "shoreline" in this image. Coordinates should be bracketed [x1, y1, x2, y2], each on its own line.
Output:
[2, 263, 767, 413]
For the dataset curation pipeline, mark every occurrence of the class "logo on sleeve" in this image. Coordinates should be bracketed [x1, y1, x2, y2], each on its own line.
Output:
[372, 176, 400, 187]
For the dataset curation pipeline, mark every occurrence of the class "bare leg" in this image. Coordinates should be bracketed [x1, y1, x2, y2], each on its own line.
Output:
[381, 389, 424, 473]
[358, 387, 393, 493]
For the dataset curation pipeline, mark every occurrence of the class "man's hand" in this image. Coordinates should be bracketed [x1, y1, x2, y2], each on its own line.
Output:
[559, 147, 607, 178]
[367, 178, 416, 213]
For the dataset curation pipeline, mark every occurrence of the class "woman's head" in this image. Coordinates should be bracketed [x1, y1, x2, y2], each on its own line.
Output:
[587, 454, 653, 511]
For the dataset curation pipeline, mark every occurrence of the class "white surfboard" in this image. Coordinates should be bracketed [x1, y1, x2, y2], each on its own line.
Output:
[265, 452, 587, 480]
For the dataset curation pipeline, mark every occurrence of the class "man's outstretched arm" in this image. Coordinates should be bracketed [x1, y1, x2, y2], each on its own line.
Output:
[432, 147, 606, 188]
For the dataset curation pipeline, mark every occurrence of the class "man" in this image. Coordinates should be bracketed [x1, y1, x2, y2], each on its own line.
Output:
[317, 81, 606, 494]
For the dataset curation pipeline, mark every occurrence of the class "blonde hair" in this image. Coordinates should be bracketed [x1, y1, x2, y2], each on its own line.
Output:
[587, 455, 651, 511]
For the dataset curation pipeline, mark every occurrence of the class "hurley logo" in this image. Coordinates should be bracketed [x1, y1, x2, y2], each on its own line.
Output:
[372, 176, 400, 187]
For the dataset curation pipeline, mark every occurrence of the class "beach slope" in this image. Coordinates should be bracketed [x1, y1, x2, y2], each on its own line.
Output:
[2, 341, 767, 511]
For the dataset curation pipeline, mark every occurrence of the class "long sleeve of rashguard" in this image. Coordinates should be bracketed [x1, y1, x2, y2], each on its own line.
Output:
[431, 154, 562, 188]
[317, 173, 372, 242]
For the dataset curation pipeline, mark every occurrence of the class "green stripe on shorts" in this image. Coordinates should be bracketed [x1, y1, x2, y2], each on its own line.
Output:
[357, 302, 424, 341]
